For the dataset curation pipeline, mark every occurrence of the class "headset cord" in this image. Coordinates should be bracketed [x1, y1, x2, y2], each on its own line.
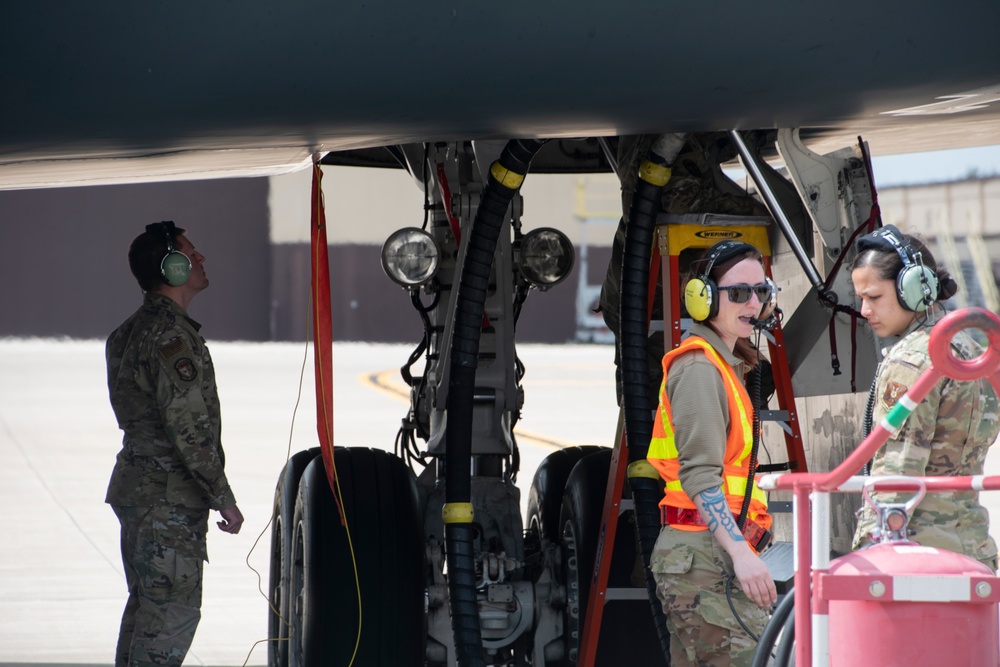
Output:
[861, 374, 877, 475]
[737, 342, 764, 530]
[728, 339, 765, 645]
[726, 574, 761, 643]
[860, 301, 938, 477]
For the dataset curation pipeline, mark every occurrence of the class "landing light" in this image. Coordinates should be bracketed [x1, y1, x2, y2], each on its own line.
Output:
[381, 228, 440, 288]
[518, 228, 574, 290]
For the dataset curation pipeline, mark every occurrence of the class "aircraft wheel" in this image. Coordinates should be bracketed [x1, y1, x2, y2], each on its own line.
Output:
[267, 447, 320, 667]
[560, 449, 665, 666]
[288, 447, 425, 667]
[526, 446, 606, 543]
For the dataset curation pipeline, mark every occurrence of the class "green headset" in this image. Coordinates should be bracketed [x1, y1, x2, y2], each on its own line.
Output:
[684, 240, 776, 322]
[856, 224, 939, 312]
[147, 221, 192, 287]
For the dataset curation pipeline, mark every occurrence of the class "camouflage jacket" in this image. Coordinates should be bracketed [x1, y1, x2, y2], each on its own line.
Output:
[105, 293, 236, 512]
[854, 312, 1000, 561]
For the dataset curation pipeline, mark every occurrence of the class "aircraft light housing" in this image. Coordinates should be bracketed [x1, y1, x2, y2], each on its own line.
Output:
[518, 227, 575, 290]
[381, 227, 440, 288]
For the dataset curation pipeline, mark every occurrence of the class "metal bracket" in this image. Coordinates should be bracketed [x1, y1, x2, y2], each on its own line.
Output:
[862, 476, 927, 544]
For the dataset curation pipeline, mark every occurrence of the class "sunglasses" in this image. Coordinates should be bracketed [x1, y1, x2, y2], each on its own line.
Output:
[717, 282, 773, 304]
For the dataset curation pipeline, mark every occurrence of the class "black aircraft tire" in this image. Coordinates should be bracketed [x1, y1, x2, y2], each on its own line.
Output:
[289, 447, 425, 667]
[267, 447, 320, 667]
[560, 449, 664, 667]
[526, 445, 607, 542]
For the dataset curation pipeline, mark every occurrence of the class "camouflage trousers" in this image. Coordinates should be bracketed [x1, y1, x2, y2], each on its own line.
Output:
[112, 505, 207, 667]
[650, 526, 770, 667]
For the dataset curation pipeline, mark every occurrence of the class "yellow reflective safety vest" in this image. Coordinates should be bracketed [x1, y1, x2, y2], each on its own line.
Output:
[647, 337, 771, 533]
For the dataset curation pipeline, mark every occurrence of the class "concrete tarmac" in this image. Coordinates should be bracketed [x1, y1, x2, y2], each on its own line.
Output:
[3, 337, 1000, 666]
[0, 339, 620, 666]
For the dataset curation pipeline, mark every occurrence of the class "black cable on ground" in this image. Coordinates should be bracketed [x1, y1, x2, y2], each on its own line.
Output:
[773, 612, 795, 667]
[750, 586, 795, 667]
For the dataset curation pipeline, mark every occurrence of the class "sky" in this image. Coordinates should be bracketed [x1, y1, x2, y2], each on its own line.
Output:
[725, 144, 1000, 190]
[869, 144, 1000, 187]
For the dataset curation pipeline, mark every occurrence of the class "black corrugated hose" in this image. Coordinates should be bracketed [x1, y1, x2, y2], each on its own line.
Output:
[619, 138, 684, 664]
[444, 138, 547, 667]
[750, 586, 796, 667]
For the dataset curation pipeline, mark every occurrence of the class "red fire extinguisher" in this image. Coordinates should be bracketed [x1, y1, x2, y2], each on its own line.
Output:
[824, 478, 1000, 667]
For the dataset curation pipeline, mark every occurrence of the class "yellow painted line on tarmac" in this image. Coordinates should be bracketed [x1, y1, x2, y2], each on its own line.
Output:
[361, 369, 604, 451]
[362, 369, 410, 401]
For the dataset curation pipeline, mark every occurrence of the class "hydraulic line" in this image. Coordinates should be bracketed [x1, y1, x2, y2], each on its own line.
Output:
[728, 130, 826, 291]
[443, 138, 546, 667]
[620, 133, 686, 663]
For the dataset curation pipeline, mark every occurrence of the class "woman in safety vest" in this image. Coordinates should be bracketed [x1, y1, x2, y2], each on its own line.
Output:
[647, 240, 777, 667]
[850, 225, 1000, 569]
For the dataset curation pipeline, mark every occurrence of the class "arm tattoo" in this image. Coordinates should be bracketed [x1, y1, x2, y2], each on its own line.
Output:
[699, 487, 745, 543]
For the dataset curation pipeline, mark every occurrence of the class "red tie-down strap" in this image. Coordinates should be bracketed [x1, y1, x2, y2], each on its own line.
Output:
[310, 157, 345, 525]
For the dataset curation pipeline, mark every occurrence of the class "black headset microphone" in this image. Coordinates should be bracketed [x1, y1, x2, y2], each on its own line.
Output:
[749, 302, 781, 331]
[749, 278, 781, 330]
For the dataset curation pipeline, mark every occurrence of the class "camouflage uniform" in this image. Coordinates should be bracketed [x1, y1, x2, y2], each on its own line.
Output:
[853, 311, 1000, 569]
[106, 292, 236, 667]
[651, 528, 770, 667]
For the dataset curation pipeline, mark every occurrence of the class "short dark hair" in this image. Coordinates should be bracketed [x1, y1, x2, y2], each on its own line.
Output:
[128, 222, 185, 291]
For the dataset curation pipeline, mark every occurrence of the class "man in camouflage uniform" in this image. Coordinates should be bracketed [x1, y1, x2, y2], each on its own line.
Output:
[106, 221, 244, 666]
[853, 316, 1000, 568]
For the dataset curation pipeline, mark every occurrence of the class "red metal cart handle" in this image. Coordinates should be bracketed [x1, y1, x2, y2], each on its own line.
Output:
[762, 308, 1000, 494]
[928, 307, 1000, 385]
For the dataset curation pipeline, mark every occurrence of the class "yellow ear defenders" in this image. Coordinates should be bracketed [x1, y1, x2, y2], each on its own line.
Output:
[147, 221, 192, 287]
[856, 224, 939, 312]
[684, 241, 759, 322]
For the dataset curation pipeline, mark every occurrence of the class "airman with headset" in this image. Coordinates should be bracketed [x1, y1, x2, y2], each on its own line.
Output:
[105, 221, 244, 667]
[849, 224, 1000, 569]
[646, 240, 778, 667]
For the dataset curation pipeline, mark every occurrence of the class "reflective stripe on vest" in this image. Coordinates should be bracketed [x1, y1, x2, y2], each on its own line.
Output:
[647, 337, 770, 531]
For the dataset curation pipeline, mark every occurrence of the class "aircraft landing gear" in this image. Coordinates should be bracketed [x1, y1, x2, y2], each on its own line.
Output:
[269, 447, 426, 667]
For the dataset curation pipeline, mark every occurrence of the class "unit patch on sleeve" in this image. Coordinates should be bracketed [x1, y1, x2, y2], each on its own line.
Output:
[174, 357, 198, 382]
[882, 381, 907, 408]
